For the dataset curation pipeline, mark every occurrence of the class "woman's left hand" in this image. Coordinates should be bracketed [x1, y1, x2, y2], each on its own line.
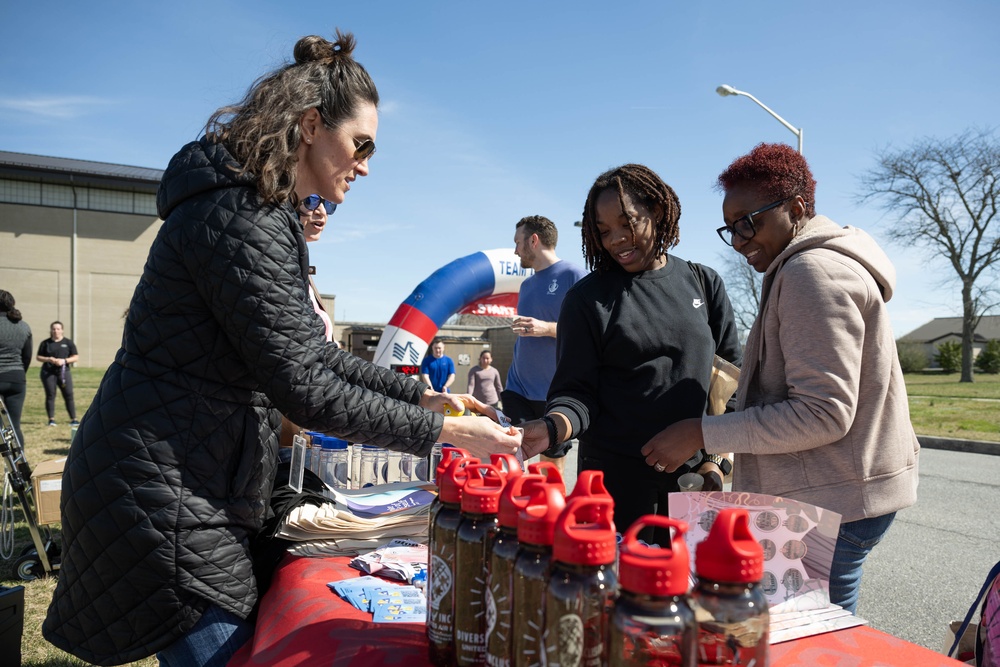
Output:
[640, 418, 704, 473]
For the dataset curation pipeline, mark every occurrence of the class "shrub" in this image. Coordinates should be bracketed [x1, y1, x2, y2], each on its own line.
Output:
[975, 339, 1000, 374]
[935, 340, 962, 373]
[896, 342, 928, 373]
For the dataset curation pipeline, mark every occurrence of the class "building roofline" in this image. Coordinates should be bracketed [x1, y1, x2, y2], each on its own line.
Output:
[0, 149, 163, 193]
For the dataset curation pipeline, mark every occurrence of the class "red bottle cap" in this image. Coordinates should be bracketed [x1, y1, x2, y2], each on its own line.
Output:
[566, 470, 613, 524]
[619, 515, 691, 596]
[696, 508, 764, 583]
[461, 464, 505, 515]
[517, 483, 566, 546]
[526, 461, 566, 494]
[553, 497, 617, 566]
[438, 457, 474, 505]
[436, 446, 472, 483]
[498, 474, 547, 528]
[490, 453, 523, 480]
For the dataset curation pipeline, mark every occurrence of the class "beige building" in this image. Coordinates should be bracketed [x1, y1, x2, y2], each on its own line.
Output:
[0, 151, 163, 368]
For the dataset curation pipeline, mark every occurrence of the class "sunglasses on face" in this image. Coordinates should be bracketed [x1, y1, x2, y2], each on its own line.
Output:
[716, 197, 790, 246]
[350, 136, 376, 162]
[301, 194, 337, 215]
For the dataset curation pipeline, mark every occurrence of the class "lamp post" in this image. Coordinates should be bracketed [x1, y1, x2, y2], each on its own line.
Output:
[716, 84, 803, 154]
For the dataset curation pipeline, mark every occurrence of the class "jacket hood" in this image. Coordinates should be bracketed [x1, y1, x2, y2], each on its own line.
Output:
[767, 215, 897, 302]
[156, 137, 257, 220]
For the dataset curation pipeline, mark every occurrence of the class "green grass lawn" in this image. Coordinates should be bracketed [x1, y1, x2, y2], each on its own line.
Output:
[3, 367, 999, 664]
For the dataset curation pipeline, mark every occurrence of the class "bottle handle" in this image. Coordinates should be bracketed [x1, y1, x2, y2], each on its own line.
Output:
[622, 515, 689, 557]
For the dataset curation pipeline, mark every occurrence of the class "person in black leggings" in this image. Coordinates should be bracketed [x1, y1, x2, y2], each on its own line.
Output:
[36, 321, 79, 426]
[0, 290, 33, 445]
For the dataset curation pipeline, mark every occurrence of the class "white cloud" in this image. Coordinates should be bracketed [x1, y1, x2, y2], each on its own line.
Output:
[0, 95, 113, 120]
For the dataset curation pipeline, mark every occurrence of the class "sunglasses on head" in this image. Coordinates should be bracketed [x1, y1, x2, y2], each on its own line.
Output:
[301, 194, 337, 215]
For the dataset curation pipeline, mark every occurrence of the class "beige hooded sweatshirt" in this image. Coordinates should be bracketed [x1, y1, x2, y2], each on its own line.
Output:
[701, 216, 919, 523]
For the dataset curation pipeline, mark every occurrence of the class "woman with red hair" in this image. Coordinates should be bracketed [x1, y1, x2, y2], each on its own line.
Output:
[643, 143, 919, 614]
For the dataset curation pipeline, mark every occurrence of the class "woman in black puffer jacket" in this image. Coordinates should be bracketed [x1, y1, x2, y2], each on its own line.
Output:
[43, 30, 521, 667]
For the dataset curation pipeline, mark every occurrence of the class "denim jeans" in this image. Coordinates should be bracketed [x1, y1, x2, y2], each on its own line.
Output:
[158, 604, 254, 667]
[829, 512, 897, 614]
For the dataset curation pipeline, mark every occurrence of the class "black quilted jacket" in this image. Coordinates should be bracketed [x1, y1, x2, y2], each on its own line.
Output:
[42, 138, 443, 665]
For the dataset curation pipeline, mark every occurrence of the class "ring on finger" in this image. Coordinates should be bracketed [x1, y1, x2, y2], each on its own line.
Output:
[654, 463, 666, 473]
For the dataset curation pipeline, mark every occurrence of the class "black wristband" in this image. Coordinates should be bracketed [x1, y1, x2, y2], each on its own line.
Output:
[541, 415, 558, 450]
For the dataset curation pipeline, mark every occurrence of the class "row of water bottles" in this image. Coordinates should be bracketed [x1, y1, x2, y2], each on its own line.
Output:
[301, 431, 444, 489]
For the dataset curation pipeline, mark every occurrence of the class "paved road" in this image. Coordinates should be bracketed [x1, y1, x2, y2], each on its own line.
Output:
[541, 443, 1000, 652]
[858, 447, 999, 651]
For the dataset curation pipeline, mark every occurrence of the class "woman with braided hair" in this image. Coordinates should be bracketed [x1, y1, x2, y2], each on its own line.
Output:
[43, 30, 519, 666]
[521, 164, 742, 543]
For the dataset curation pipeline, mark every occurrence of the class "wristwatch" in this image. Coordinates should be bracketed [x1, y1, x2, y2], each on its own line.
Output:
[701, 453, 733, 476]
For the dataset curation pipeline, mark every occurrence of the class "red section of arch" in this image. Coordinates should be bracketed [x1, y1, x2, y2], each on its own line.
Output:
[387, 303, 439, 343]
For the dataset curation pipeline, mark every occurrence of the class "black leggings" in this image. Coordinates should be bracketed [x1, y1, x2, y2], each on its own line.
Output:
[41, 370, 76, 421]
[0, 378, 26, 445]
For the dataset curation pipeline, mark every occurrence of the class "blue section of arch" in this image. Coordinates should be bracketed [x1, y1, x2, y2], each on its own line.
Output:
[401, 251, 497, 326]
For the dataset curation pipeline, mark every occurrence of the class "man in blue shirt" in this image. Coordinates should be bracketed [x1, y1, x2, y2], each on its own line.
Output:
[420, 339, 456, 393]
[502, 215, 587, 472]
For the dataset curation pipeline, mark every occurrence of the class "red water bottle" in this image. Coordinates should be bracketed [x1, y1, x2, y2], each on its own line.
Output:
[543, 497, 618, 667]
[454, 464, 506, 666]
[484, 473, 547, 667]
[512, 484, 566, 667]
[692, 508, 768, 666]
[608, 515, 697, 667]
[428, 456, 473, 666]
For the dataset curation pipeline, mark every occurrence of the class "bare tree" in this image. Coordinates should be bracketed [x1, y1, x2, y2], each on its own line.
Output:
[859, 128, 1000, 382]
[718, 251, 762, 342]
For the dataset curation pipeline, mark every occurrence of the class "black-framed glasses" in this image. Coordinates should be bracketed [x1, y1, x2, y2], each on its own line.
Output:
[716, 197, 790, 246]
[301, 194, 337, 215]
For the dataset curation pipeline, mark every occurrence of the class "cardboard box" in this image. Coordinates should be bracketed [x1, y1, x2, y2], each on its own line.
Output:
[31, 458, 66, 525]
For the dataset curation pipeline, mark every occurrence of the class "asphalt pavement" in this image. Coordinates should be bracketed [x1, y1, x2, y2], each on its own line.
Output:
[538, 437, 1000, 653]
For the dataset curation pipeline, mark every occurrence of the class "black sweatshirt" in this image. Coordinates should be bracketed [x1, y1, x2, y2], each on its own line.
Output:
[547, 255, 742, 459]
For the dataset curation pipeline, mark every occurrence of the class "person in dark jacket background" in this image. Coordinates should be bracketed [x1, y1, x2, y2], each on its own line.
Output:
[43, 30, 521, 667]
[0, 289, 32, 447]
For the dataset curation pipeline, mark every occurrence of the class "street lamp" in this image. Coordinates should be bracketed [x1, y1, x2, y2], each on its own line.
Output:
[716, 84, 803, 154]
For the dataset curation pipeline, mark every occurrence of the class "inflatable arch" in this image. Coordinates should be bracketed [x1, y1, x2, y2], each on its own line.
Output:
[372, 249, 530, 368]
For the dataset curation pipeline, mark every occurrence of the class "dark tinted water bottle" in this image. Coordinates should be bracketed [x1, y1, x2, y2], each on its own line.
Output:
[428, 456, 473, 666]
[512, 483, 566, 667]
[692, 508, 768, 666]
[455, 464, 506, 666]
[609, 515, 697, 667]
[485, 473, 547, 667]
[543, 497, 618, 667]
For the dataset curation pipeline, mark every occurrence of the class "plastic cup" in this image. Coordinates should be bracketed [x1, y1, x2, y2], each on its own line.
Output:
[678, 472, 705, 491]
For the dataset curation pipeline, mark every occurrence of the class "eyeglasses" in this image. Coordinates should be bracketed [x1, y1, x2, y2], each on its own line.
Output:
[350, 136, 376, 162]
[716, 198, 790, 246]
[301, 194, 337, 215]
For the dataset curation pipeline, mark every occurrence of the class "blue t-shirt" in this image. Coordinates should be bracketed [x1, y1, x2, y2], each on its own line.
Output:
[506, 260, 587, 400]
[421, 354, 456, 392]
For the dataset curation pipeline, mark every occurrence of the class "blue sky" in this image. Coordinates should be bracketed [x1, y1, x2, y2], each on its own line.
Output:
[2, 1, 998, 337]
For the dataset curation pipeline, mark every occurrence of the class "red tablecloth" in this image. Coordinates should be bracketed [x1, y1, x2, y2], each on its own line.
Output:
[229, 554, 965, 667]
